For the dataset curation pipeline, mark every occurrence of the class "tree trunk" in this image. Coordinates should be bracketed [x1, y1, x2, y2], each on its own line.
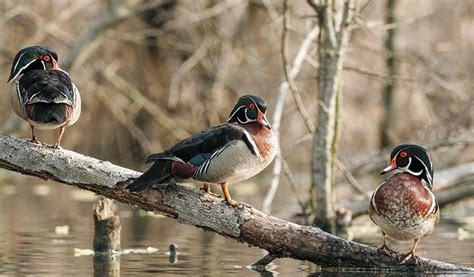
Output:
[380, 0, 398, 148]
[1, 135, 472, 272]
[311, 0, 354, 232]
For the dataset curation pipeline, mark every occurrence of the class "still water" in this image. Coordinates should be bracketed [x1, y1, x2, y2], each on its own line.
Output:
[0, 178, 473, 276]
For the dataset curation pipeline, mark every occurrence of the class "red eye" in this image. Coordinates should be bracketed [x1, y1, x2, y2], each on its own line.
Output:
[400, 151, 408, 158]
[43, 56, 51, 61]
[249, 103, 255, 109]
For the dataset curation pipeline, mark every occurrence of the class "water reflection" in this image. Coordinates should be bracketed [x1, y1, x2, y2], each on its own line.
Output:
[0, 181, 473, 275]
[93, 255, 120, 277]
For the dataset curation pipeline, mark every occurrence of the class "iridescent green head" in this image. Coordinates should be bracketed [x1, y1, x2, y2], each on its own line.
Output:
[8, 46, 59, 82]
[227, 95, 271, 129]
[381, 144, 434, 189]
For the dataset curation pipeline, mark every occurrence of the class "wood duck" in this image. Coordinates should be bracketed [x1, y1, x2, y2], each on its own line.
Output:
[127, 95, 277, 206]
[369, 144, 440, 262]
[7, 46, 81, 148]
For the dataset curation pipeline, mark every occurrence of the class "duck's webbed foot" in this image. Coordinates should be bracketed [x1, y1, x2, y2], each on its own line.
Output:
[377, 231, 397, 255]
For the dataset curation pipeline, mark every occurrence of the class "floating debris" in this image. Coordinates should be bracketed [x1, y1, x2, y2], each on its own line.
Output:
[74, 248, 95, 257]
[73, 247, 159, 257]
[121, 247, 159, 255]
[69, 189, 98, 202]
[55, 225, 70, 235]
[457, 227, 470, 241]
[32, 184, 51, 196]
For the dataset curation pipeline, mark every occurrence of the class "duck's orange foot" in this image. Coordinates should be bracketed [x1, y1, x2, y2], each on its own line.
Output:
[226, 198, 244, 209]
[201, 188, 219, 197]
[377, 244, 397, 255]
[51, 143, 62, 149]
[400, 252, 418, 264]
[28, 138, 42, 145]
[202, 183, 218, 196]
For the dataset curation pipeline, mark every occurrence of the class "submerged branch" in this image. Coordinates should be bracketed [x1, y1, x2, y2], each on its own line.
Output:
[0, 134, 472, 272]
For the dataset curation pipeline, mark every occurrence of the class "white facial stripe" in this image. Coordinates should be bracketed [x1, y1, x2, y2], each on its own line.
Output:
[244, 108, 252, 122]
[413, 155, 433, 186]
[10, 59, 37, 82]
[12, 51, 28, 77]
[227, 105, 245, 122]
[399, 157, 423, 176]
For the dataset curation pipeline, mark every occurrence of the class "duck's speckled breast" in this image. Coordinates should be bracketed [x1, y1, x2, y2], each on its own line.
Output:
[369, 173, 439, 240]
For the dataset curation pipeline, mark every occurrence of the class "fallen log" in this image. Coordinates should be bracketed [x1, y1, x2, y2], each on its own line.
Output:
[0, 134, 472, 272]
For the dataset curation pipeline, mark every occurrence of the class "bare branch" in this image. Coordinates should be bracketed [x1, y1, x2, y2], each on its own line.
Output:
[168, 39, 210, 109]
[263, 6, 320, 213]
[282, 1, 316, 133]
[335, 159, 370, 200]
[62, 0, 166, 71]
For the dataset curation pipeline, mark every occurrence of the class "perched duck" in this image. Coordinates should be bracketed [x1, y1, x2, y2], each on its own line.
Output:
[369, 144, 440, 262]
[7, 46, 81, 148]
[127, 95, 277, 206]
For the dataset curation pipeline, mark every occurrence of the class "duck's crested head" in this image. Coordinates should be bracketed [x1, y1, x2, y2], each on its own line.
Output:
[227, 95, 271, 129]
[8, 46, 59, 82]
[381, 144, 434, 189]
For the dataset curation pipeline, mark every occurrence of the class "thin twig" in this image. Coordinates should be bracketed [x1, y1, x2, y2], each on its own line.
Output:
[344, 65, 414, 83]
[262, 1, 320, 214]
[168, 38, 210, 109]
[335, 158, 370, 200]
[85, 68, 155, 153]
[98, 61, 191, 140]
[281, 158, 306, 212]
[282, 0, 316, 134]
[248, 253, 277, 270]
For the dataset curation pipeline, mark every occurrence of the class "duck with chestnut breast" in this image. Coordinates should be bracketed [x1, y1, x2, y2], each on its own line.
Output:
[127, 95, 277, 206]
[7, 46, 81, 148]
[369, 144, 440, 262]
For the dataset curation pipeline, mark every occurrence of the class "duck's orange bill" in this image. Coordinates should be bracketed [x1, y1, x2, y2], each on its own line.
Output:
[257, 111, 271, 129]
[381, 156, 397, 174]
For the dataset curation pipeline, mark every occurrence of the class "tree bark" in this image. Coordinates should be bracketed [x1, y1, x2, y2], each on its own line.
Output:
[380, 0, 398, 148]
[0, 134, 472, 272]
[93, 197, 121, 253]
[310, 0, 354, 232]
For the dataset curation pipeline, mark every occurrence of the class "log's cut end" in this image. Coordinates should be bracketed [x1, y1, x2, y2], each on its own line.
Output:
[93, 197, 121, 253]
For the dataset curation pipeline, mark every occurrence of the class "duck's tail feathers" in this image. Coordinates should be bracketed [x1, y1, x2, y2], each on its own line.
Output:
[25, 103, 68, 124]
[127, 161, 173, 192]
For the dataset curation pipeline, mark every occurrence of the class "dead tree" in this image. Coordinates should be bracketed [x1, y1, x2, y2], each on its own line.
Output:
[0, 134, 472, 272]
[309, 0, 355, 232]
[380, 0, 398, 148]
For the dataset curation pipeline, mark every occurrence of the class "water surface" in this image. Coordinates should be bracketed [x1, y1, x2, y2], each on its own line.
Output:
[0, 180, 472, 276]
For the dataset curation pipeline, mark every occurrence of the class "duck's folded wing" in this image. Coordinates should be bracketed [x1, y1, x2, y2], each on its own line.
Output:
[146, 123, 258, 166]
[18, 70, 74, 106]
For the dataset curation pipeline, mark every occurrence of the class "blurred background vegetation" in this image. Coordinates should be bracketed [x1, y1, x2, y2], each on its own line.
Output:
[0, 0, 473, 222]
